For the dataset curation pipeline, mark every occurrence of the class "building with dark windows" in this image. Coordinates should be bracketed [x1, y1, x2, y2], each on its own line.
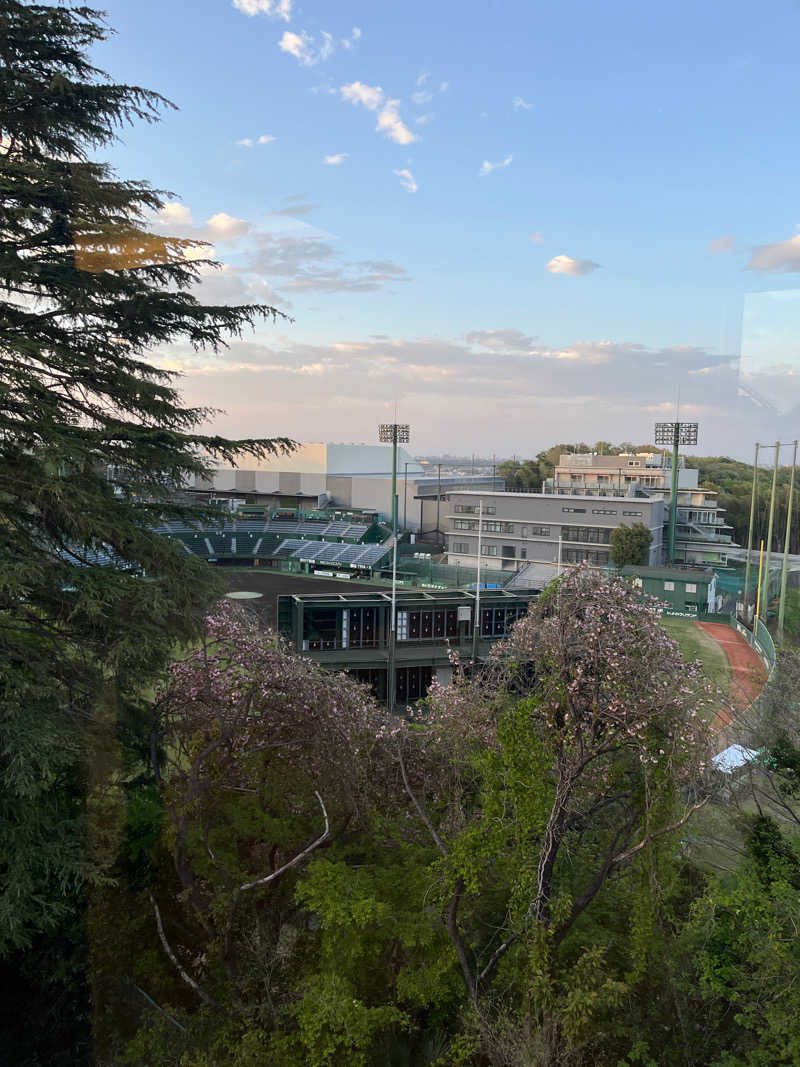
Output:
[543, 452, 734, 565]
[444, 490, 664, 575]
[277, 588, 537, 705]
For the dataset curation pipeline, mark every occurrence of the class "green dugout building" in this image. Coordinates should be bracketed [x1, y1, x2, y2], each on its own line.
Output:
[621, 566, 718, 617]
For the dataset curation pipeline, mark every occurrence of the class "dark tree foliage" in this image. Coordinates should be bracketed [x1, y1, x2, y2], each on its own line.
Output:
[610, 521, 653, 568]
[0, 0, 291, 968]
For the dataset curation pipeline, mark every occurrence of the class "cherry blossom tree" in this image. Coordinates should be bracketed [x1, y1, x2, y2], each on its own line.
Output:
[398, 567, 715, 1062]
[149, 602, 395, 1008]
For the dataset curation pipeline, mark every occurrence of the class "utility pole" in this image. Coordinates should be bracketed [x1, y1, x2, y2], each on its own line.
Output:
[778, 440, 797, 641]
[756, 539, 765, 623]
[436, 462, 441, 537]
[743, 442, 760, 621]
[472, 500, 483, 663]
[655, 420, 699, 564]
[760, 441, 780, 622]
[403, 461, 410, 532]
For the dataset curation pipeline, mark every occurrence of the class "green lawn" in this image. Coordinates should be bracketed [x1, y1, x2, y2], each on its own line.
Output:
[660, 617, 731, 696]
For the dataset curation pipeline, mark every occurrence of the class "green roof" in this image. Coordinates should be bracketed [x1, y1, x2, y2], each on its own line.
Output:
[621, 566, 713, 583]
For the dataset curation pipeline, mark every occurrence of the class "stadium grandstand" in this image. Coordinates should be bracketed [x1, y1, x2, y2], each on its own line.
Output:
[155, 507, 394, 578]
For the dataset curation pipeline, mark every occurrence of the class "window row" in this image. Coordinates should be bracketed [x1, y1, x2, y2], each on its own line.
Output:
[452, 521, 551, 536]
[453, 504, 496, 515]
[560, 525, 612, 544]
[562, 547, 609, 565]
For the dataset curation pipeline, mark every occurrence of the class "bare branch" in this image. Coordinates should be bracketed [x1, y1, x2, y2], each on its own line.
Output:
[148, 892, 217, 1007]
[238, 791, 329, 892]
[397, 744, 448, 858]
[610, 797, 710, 867]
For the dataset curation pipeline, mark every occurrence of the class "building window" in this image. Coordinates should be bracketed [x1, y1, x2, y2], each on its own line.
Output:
[664, 581, 675, 591]
[561, 525, 612, 545]
[520, 548, 527, 559]
[562, 547, 609, 565]
[484, 521, 503, 533]
[529, 525, 550, 537]
[501, 545, 515, 558]
[452, 541, 470, 553]
[686, 583, 697, 593]
[622, 510, 642, 517]
[562, 506, 586, 513]
[592, 508, 617, 515]
[484, 506, 496, 515]
[453, 519, 477, 530]
[481, 545, 498, 556]
[454, 504, 476, 514]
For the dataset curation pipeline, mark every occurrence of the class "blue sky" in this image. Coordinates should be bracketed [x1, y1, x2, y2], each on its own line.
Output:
[94, 0, 800, 459]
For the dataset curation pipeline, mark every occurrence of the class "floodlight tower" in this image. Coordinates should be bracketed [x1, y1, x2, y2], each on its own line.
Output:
[654, 421, 699, 564]
[378, 422, 410, 713]
[378, 422, 410, 534]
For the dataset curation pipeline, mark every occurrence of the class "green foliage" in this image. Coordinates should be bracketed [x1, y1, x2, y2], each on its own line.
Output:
[0, 0, 291, 954]
[610, 522, 653, 568]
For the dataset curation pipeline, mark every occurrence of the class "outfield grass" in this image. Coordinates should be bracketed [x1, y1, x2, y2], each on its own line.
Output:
[660, 617, 731, 697]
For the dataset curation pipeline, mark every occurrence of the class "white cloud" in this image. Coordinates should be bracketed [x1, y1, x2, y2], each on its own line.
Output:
[748, 233, 800, 272]
[159, 202, 193, 225]
[478, 155, 513, 176]
[232, 0, 291, 19]
[376, 100, 417, 144]
[412, 89, 433, 105]
[279, 30, 312, 65]
[206, 212, 250, 239]
[340, 81, 384, 111]
[415, 113, 434, 125]
[235, 134, 275, 148]
[439, 81, 449, 92]
[416, 72, 430, 87]
[513, 96, 531, 109]
[151, 203, 251, 245]
[341, 26, 361, 49]
[394, 168, 418, 193]
[707, 234, 734, 255]
[528, 231, 544, 244]
[546, 254, 601, 276]
[340, 83, 417, 144]
[323, 153, 348, 165]
[278, 29, 334, 66]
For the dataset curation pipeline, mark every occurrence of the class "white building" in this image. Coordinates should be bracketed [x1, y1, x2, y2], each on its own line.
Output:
[444, 490, 665, 574]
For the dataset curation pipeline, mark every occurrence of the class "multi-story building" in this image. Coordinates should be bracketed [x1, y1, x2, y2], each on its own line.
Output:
[543, 453, 734, 565]
[444, 490, 665, 575]
[277, 588, 537, 705]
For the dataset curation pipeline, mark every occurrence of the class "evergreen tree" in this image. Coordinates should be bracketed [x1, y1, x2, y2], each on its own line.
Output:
[0, 0, 290, 962]
[610, 521, 653, 568]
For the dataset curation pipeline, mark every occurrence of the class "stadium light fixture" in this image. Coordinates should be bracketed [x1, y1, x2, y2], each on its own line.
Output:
[654, 420, 700, 562]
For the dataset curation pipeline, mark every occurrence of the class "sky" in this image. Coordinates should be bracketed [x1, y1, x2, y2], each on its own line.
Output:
[93, 0, 800, 461]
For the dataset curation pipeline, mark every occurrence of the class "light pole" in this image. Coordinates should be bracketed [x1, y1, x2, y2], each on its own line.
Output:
[654, 421, 699, 564]
[403, 461, 410, 533]
[760, 441, 781, 622]
[378, 422, 410, 712]
[744, 443, 760, 621]
[778, 440, 798, 641]
[471, 499, 484, 663]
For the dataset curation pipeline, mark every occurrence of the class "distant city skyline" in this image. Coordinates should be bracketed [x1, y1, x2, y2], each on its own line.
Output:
[95, 0, 800, 461]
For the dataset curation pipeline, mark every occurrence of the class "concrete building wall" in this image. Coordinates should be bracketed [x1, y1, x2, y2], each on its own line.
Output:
[445, 491, 664, 571]
[326, 444, 422, 476]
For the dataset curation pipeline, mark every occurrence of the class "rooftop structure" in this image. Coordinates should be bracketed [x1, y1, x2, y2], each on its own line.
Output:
[544, 452, 734, 565]
[277, 588, 537, 705]
[444, 490, 665, 576]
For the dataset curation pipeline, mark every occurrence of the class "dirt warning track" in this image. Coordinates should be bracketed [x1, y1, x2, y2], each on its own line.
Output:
[697, 621, 767, 729]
